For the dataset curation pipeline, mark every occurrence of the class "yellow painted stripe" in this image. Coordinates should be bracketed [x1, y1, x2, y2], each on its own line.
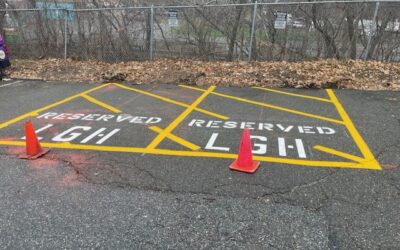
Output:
[326, 89, 381, 170]
[148, 126, 200, 151]
[81, 94, 122, 113]
[313, 145, 366, 163]
[0, 84, 110, 129]
[147, 86, 216, 149]
[0, 112, 38, 130]
[181, 85, 345, 125]
[195, 108, 228, 120]
[113, 83, 229, 120]
[0, 140, 380, 170]
[253, 87, 332, 103]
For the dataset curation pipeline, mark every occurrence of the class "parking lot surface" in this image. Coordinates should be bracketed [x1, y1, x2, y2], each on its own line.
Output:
[0, 80, 399, 248]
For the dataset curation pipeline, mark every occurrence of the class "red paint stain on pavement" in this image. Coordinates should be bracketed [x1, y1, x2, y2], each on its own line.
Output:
[55, 152, 98, 165]
[28, 158, 59, 170]
[26, 156, 83, 188]
[0, 137, 17, 141]
[381, 164, 399, 170]
[27, 159, 60, 181]
[57, 171, 81, 187]
[4, 146, 25, 155]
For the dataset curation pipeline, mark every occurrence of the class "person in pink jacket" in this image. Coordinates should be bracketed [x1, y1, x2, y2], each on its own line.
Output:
[0, 34, 11, 80]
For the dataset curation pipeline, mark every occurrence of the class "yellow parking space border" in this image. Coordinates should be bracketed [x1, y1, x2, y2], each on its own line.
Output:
[326, 89, 381, 170]
[0, 84, 111, 129]
[179, 85, 381, 170]
[180, 85, 345, 125]
[0, 140, 379, 170]
[253, 87, 332, 103]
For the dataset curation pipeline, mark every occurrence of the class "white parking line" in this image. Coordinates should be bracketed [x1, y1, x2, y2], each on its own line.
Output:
[0, 80, 22, 88]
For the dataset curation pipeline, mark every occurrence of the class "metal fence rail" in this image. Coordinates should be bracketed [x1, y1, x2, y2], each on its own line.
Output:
[1, 0, 400, 62]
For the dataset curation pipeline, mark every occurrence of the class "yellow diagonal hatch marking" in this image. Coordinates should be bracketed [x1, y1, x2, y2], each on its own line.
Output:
[314, 145, 366, 163]
[148, 126, 200, 151]
[147, 86, 216, 149]
[253, 87, 332, 103]
[181, 85, 344, 125]
[113, 83, 229, 120]
[81, 94, 122, 113]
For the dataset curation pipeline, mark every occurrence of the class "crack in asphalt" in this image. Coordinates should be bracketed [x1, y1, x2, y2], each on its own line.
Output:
[72, 162, 173, 192]
[46, 156, 92, 183]
[213, 182, 273, 192]
[3, 150, 173, 192]
[375, 141, 400, 159]
[260, 170, 338, 199]
[375, 142, 400, 170]
[107, 158, 174, 192]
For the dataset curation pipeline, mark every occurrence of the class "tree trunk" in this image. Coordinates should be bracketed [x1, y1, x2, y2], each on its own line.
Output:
[0, 1, 5, 35]
[311, 4, 339, 59]
[345, 7, 357, 59]
[146, 8, 151, 52]
[227, 5, 244, 61]
[366, 15, 391, 60]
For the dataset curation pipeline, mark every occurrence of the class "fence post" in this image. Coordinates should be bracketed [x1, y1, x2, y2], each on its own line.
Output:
[248, 1, 258, 61]
[150, 5, 154, 60]
[364, 1, 380, 60]
[64, 9, 68, 60]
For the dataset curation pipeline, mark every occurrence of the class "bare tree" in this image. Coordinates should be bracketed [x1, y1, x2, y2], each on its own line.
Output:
[365, 8, 393, 60]
[344, 4, 358, 59]
[227, 1, 245, 60]
[0, 1, 5, 35]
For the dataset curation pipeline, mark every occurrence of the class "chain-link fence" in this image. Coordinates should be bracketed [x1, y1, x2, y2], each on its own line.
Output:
[1, 1, 400, 62]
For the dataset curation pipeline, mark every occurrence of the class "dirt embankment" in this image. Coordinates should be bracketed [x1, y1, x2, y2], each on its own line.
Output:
[7, 58, 400, 91]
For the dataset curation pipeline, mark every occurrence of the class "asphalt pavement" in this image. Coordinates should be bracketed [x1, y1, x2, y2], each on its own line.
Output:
[0, 80, 399, 249]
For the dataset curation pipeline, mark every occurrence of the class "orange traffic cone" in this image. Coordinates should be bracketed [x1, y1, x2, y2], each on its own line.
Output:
[19, 121, 49, 160]
[229, 129, 260, 173]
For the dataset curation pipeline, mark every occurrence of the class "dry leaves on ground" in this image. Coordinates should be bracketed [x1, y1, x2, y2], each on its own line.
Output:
[7, 58, 400, 91]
